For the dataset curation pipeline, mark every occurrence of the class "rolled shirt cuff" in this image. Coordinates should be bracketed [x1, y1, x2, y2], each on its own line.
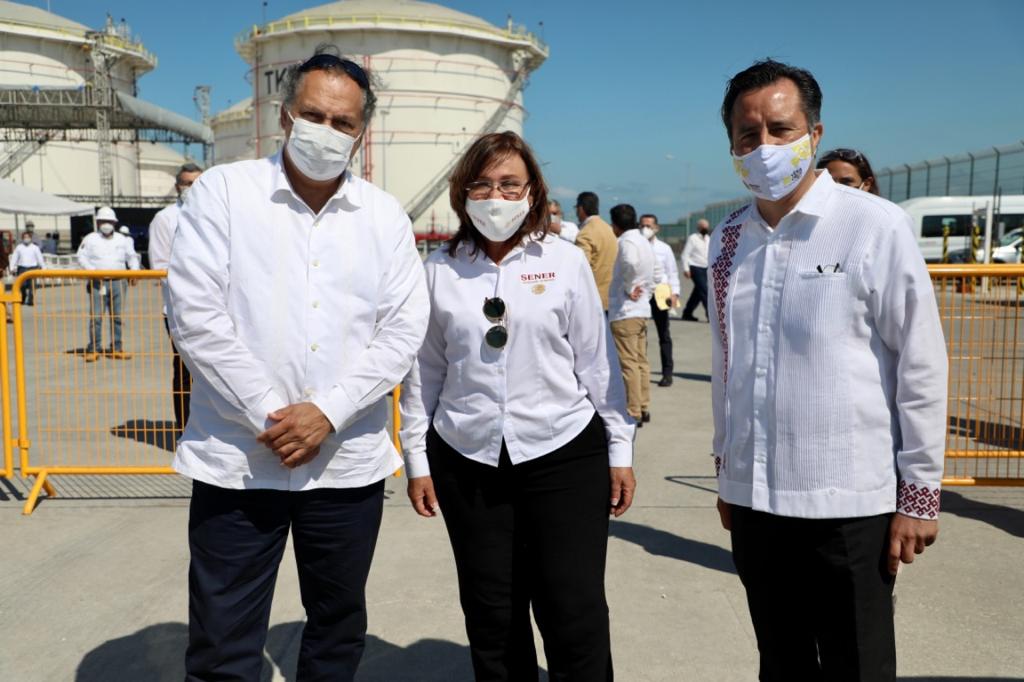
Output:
[608, 437, 634, 467]
[248, 391, 288, 434]
[896, 478, 941, 520]
[312, 384, 360, 434]
[404, 450, 431, 478]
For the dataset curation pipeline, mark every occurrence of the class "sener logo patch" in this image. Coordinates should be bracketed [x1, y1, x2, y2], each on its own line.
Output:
[520, 272, 556, 283]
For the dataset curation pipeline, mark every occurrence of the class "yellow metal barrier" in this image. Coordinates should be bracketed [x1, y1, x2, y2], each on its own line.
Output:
[1, 270, 404, 515]
[931, 264, 1024, 485]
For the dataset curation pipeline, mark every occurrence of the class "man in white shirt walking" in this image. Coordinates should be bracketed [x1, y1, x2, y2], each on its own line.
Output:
[609, 203, 656, 425]
[11, 231, 44, 306]
[680, 219, 710, 322]
[640, 214, 680, 386]
[76, 207, 140, 361]
[166, 47, 428, 681]
[710, 60, 947, 681]
[149, 162, 203, 433]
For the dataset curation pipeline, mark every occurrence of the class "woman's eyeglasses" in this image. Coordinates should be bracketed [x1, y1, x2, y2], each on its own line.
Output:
[466, 181, 528, 201]
[483, 297, 508, 349]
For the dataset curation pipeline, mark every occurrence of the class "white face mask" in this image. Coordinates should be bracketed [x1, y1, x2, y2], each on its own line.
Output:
[732, 133, 815, 201]
[640, 226, 655, 240]
[99, 223, 115, 236]
[466, 193, 531, 243]
[285, 112, 360, 182]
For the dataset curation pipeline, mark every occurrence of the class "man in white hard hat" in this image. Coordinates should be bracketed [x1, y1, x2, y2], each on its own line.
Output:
[149, 162, 203, 433]
[76, 206, 140, 362]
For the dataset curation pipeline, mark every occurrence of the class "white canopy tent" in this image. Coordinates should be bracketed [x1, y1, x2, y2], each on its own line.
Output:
[0, 178, 94, 218]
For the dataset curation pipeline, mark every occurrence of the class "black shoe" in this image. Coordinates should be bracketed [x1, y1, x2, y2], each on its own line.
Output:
[641, 411, 651, 423]
[658, 376, 673, 387]
[635, 420, 643, 429]
[681, 314, 699, 321]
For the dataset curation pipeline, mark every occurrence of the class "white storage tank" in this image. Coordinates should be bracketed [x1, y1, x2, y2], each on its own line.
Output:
[224, 0, 547, 235]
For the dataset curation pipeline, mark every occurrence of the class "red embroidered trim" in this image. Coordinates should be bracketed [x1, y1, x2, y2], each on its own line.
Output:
[711, 223, 743, 384]
[897, 480, 941, 519]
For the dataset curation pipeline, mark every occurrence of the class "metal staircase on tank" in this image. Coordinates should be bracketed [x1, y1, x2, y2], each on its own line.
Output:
[0, 132, 55, 179]
[404, 49, 541, 224]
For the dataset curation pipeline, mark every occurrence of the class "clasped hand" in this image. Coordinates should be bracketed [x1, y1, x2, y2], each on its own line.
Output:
[257, 402, 333, 469]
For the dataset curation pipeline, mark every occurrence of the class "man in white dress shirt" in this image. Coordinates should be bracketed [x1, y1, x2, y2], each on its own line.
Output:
[710, 60, 947, 681]
[76, 206, 140, 361]
[680, 218, 710, 322]
[640, 214, 680, 386]
[547, 198, 579, 243]
[608, 203, 656, 425]
[166, 47, 428, 681]
[11, 231, 44, 306]
[149, 162, 203, 432]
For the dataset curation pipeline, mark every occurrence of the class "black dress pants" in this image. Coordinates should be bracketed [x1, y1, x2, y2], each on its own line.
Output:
[682, 266, 708, 319]
[164, 317, 191, 431]
[648, 297, 673, 376]
[185, 479, 385, 682]
[729, 505, 897, 682]
[428, 414, 613, 682]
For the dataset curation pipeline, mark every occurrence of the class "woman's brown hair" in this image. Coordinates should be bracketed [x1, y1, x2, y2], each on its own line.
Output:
[446, 131, 550, 257]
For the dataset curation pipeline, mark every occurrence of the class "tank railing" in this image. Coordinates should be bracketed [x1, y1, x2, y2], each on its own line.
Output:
[237, 14, 549, 56]
[0, 16, 156, 66]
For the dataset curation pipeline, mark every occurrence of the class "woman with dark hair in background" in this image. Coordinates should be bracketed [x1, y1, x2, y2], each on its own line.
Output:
[400, 130, 635, 681]
[818, 147, 880, 194]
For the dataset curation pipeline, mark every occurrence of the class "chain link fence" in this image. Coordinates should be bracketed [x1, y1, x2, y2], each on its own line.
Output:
[877, 141, 1024, 203]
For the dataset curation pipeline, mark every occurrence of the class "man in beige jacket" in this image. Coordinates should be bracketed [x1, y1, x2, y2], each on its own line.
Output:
[574, 191, 618, 312]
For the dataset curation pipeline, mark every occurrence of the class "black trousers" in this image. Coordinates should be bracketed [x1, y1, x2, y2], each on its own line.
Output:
[428, 414, 613, 682]
[729, 505, 897, 682]
[648, 297, 673, 376]
[682, 266, 708, 319]
[17, 265, 39, 305]
[186, 479, 385, 682]
[164, 318, 191, 431]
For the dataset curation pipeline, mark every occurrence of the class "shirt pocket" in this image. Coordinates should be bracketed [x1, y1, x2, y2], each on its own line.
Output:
[787, 271, 851, 350]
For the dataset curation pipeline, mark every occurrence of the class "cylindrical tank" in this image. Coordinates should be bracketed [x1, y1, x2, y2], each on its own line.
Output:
[0, 2, 181, 240]
[224, 0, 547, 235]
[210, 97, 254, 165]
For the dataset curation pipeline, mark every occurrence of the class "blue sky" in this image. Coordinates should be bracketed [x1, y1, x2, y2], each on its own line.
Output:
[36, 0, 1024, 222]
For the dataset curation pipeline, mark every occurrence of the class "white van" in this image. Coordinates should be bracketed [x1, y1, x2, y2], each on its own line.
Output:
[898, 195, 1024, 262]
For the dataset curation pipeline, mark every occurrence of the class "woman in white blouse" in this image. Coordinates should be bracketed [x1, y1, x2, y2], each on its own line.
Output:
[400, 131, 636, 681]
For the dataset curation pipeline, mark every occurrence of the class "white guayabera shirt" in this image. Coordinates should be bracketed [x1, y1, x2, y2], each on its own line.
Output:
[167, 153, 428, 491]
[399, 235, 634, 478]
[708, 171, 948, 520]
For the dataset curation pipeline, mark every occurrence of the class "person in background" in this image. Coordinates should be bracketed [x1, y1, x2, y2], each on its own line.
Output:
[149, 162, 203, 433]
[680, 218, 711, 321]
[711, 59, 947, 681]
[575, 191, 618, 312]
[548, 198, 579, 243]
[41, 232, 57, 255]
[76, 206, 139, 361]
[401, 131, 635, 681]
[817, 147, 880, 195]
[10, 230, 44, 306]
[640, 213, 679, 386]
[167, 46, 428, 682]
[609, 203, 656, 427]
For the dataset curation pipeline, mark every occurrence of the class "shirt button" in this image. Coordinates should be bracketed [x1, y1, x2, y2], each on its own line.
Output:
[756, 368, 766, 378]
[312, 260, 320, 268]
[312, 301, 320, 309]
[311, 343, 319, 352]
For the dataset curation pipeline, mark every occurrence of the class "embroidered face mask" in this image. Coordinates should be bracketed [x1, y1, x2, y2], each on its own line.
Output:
[732, 134, 815, 201]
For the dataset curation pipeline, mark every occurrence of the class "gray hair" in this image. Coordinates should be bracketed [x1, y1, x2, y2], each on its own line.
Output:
[176, 162, 203, 184]
[281, 43, 378, 127]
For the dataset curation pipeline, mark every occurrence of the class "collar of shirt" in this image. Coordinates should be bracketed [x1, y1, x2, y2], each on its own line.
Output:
[748, 170, 833, 232]
[269, 152, 362, 215]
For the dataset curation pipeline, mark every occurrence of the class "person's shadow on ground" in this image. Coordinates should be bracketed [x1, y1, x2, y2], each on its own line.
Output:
[609, 519, 735, 574]
[74, 621, 494, 681]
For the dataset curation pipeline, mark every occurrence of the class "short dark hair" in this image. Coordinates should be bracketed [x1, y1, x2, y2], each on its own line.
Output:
[282, 43, 378, 125]
[817, 148, 880, 195]
[176, 162, 202, 184]
[721, 59, 822, 142]
[576, 191, 599, 217]
[610, 204, 637, 232]
[446, 131, 550, 257]
[639, 213, 658, 225]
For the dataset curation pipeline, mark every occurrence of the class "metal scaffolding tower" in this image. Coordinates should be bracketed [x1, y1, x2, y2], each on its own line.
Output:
[86, 33, 115, 204]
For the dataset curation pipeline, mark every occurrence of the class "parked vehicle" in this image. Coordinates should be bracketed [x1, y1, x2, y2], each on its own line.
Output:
[898, 195, 1024, 262]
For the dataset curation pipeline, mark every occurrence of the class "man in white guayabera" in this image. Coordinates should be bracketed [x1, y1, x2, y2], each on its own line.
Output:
[709, 59, 948, 681]
[166, 45, 428, 681]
